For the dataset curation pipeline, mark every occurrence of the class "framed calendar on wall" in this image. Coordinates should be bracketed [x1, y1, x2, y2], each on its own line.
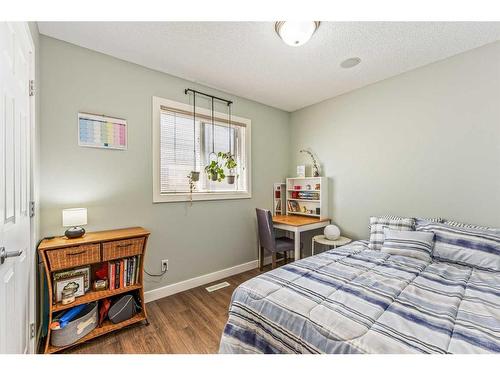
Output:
[78, 112, 127, 150]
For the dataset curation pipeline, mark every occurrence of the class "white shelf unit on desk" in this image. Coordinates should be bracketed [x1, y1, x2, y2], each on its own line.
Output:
[286, 177, 328, 220]
[273, 182, 286, 215]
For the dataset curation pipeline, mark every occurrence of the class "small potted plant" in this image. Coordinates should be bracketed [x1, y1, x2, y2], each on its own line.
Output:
[205, 157, 225, 182]
[221, 152, 238, 184]
[190, 171, 200, 182]
[187, 173, 197, 205]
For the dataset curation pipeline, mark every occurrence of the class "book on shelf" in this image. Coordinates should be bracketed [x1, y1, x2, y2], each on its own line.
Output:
[106, 255, 140, 291]
[115, 261, 121, 289]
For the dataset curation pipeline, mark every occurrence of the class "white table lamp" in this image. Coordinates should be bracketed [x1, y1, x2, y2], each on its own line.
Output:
[62, 208, 87, 238]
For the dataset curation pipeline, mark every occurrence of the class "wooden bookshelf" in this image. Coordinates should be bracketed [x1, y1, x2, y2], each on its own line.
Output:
[38, 227, 150, 354]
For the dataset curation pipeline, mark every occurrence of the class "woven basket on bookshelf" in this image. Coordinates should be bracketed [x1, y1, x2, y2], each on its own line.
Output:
[102, 237, 145, 261]
[47, 244, 101, 271]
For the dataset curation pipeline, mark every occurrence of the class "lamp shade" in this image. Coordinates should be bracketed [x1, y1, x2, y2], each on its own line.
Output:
[62, 208, 87, 227]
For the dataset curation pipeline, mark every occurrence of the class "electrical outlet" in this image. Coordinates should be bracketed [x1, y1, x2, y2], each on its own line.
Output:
[161, 259, 168, 272]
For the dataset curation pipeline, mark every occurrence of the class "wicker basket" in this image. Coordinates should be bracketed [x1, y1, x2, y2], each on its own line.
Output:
[47, 244, 101, 271]
[103, 238, 145, 261]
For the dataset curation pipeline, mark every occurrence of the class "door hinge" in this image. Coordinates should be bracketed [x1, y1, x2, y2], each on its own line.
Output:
[29, 80, 35, 97]
[30, 323, 35, 339]
[29, 201, 35, 218]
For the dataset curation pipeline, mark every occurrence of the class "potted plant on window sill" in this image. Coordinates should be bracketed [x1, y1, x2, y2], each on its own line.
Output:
[221, 152, 238, 184]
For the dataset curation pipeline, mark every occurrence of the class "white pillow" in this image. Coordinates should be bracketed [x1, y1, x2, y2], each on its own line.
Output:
[381, 228, 434, 262]
[368, 216, 415, 250]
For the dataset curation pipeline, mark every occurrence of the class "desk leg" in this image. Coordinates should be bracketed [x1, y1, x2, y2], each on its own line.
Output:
[294, 230, 301, 260]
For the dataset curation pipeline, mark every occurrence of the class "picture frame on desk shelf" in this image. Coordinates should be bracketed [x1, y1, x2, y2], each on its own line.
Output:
[55, 275, 85, 303]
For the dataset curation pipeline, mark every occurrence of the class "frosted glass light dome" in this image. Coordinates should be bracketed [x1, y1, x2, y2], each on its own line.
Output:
[324, 225, 340, 240]
[275, 22, 320, 47]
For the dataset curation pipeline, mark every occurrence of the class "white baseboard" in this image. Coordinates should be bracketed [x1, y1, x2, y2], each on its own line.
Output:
[144, 258, 267, 303]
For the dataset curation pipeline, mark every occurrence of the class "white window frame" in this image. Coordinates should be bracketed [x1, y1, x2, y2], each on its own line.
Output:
[152, 96, 252, 203]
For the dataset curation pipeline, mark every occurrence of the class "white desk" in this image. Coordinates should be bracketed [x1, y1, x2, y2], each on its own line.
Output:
[272, 215, 331, 261]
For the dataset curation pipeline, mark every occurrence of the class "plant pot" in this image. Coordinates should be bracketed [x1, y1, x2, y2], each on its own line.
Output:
[226, 175, 235, 184]
[210, 173, 218, 181]
[190, 171, 200, 181]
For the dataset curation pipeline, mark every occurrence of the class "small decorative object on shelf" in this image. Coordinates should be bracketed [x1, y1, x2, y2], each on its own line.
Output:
[55, 276, 84, 303]
[93, 279, 108, 292]
[61, 289, 76, 306]
[300, 149, 321, 177]
[297, 165, 305, 177]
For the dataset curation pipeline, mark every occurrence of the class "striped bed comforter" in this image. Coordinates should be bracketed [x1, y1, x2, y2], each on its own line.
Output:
[219, 241, 500, 353]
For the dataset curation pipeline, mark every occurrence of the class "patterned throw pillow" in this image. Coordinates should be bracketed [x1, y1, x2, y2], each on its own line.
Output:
[414, 217, 445, 227]
[368, 216, 415, 250]
[381, 228, 434, 262]
[444, 220, 500, 233]
[417, 221, 500, 271]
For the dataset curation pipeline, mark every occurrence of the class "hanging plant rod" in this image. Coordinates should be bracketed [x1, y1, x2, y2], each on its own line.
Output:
[184, 88, 233, 106]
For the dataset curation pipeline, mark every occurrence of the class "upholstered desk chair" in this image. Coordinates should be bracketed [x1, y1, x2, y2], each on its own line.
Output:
[256, 208, 303, 270]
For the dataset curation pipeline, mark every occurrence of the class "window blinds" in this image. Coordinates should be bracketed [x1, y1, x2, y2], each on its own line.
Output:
[160, 107, 245, 194]
[160, 109, 201, 193]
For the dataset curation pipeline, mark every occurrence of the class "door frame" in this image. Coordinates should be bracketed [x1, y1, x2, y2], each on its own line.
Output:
[23, 22, 37, 355]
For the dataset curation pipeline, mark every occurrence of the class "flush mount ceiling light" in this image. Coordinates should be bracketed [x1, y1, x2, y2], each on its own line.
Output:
[340, 57, 362, 68]
[275, 21, 320, 47]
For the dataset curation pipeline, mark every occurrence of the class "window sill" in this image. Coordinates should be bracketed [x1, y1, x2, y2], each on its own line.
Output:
[153, 191, 252, 203]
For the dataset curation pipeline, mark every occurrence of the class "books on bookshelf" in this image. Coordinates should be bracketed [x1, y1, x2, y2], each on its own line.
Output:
[108, 255, 141, 290]
[273, 182, 286, 215]
[290, 191, 320, 200]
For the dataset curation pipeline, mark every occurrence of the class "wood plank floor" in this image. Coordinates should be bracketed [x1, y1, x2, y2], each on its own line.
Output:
[63, 267, 267, 354]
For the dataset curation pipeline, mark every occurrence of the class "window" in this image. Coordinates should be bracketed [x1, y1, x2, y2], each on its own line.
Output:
[153, 96, 251, 202]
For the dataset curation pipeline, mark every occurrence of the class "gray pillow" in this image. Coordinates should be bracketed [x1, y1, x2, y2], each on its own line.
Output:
[381, 228, 434, 262]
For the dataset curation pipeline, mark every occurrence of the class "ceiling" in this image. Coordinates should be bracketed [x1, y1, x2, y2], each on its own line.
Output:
[37, 22, 500, 112]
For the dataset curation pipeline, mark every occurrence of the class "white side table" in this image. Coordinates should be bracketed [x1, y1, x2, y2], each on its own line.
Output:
[312, 235, 352, 255]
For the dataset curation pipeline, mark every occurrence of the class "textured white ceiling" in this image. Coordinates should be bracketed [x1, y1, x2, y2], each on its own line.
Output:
[38, 22, 500, 112]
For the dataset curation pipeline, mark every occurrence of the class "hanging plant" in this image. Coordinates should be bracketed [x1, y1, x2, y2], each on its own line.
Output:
[205, 156, 225, 182]
[220, 152, 238, 184]
[187, 173, 197, 205]
[190, 171, 200, 182]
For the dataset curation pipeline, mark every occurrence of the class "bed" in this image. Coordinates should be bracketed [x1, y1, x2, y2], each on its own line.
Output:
[219, 240, 500, 353]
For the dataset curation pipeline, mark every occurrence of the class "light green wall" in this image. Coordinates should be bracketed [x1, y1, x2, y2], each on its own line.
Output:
[40, 35, 500, 288]
[39, 36, 290, 291]
[290, 41, 500, 240]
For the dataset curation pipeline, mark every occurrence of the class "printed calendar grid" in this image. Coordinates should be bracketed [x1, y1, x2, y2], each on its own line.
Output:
[78, 113, 127, 150]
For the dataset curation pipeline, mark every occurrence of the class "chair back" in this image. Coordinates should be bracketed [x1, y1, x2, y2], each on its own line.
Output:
[256, 208, 276, 251]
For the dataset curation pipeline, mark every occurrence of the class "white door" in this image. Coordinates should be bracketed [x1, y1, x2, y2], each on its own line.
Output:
[0, 22, 34, 354]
